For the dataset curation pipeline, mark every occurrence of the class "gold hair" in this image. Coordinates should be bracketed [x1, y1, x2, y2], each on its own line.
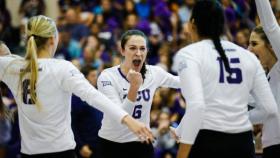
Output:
[20, 15, 57, 110]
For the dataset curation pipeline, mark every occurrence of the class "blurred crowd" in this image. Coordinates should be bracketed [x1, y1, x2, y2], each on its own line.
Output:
[1, 0, 279, 158]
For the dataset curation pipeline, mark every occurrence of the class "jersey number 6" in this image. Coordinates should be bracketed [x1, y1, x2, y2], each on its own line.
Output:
[132, 104, 142, 119]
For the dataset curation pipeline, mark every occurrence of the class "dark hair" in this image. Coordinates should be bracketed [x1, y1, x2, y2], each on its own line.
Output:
[253, 26, 270, 45]
[120, 30, 148, 79]
[252, 25, 277, 61]
[81, 65, 97, 77]
[0, 89, 4, 117]
[191, 0, 231, 74]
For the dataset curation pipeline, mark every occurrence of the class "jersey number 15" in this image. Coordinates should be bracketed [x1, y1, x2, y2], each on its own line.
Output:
[217, 57, 243, 84]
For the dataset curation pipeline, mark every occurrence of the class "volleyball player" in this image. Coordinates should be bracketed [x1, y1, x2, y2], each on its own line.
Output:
[96, 30, 180, 158]
[248, 0, 280, 157]
[172, 1, 278, 158]
[0, 15, 153, 158]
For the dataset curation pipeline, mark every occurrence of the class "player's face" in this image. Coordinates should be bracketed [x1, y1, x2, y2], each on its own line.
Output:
[248, 32, 272, 72]
[121, 35, 148, 72]
[187, 21, 199, 42]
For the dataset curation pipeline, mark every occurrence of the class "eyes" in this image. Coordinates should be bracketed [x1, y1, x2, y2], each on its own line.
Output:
[250, 41, 258, 47]
[126, 46, 147, 53]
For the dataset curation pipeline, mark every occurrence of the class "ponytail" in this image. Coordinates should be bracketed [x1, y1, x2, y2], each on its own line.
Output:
[212, 36, 231, 75]
[20, 36, 41, 110]
[190, 0, 230, 74]
[140, 62, 147, 80]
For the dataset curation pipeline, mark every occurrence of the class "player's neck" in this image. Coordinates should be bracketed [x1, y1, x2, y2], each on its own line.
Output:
[37, 49, 52, 59]
[120, 64, 129, 76]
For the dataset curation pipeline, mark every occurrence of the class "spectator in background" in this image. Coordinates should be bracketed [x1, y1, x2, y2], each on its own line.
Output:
[72, 66, 103, 158]
[19, 0, 46, 19]
[64, 8, 90, 42]
[0, 0, 11, 27]
[153, 111, 177, 158]
[124, 13, 139, 31]
[56, 25, 82, 60]
[235, 28, 250, 48]
[80, 35, 104, 71]
[124, 0, 136, 15]
[135, 0, 151, 20]
[79, 46, 104, 72]
[178, 0, 195, 24]
[2, 4, 19, 50]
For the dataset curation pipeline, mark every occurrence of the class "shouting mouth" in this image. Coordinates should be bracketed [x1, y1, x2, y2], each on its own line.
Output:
[132, 59, 142, 67]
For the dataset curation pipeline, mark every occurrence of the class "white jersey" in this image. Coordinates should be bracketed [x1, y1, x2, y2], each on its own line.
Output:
[173, 39, 278, 144]
[0, 57, 128, 154]
[97, 65, 180, 142]
[250, 0, 280, 148]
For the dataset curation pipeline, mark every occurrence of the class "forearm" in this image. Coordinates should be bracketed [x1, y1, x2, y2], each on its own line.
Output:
[177, 143, 192, 158]
[127, 85, 139, 102]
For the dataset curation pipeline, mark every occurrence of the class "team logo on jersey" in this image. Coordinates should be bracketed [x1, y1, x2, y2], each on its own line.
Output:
[122, 89, 150, 101]
[101, 81, 112, 87]
[178, 60, 187, 72]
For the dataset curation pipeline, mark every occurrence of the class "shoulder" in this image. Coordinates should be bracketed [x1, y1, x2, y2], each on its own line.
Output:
[43, 59, 82, 78]
[45, 59, 76, 70]
[98, 65, 119, 80]
[0, 55, 21, 68]
[146, 65, 159, 71]
[176, 40, 211, 58]
[97, 66, 120, 88]
[222, 40, 261, 67]
[100, 65, 119, 76]
[146, 65, 166, 74]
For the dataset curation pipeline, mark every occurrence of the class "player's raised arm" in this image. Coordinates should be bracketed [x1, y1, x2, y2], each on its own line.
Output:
[255, 0, 280, 59]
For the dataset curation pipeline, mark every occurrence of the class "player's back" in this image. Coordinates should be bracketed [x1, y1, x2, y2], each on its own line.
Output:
[178, 39, 263, 133]
[0, 57, 75, 154]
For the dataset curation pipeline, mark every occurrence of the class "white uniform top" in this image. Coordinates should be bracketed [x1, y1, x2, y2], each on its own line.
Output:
[97, 65, 180, 142]
[173, 39, 278, 144]
[249, 0, 280, 148]
[0, 57, 128, 154]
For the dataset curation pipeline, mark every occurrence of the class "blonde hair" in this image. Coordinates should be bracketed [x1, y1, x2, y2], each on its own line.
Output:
[20, 15, 57, 110]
